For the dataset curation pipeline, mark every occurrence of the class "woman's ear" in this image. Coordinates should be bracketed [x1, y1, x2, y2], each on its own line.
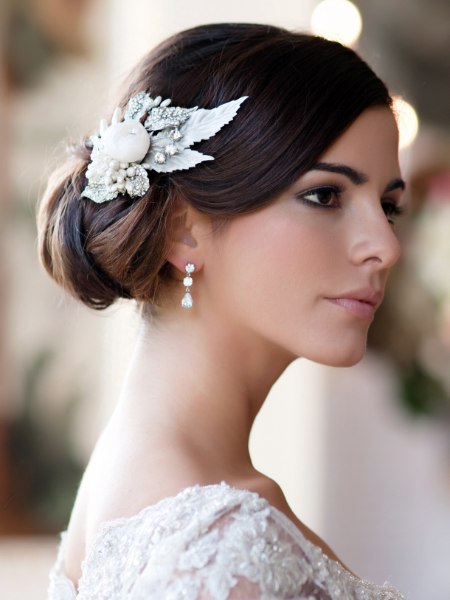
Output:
[166, 197, 209, 274]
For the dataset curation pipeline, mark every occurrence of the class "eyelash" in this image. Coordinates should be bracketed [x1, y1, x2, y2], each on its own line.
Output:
[381, 200, 405, 224]
[296, 185, 405, 224]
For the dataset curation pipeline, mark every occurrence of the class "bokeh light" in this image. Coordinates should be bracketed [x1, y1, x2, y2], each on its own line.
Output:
[310, 0, 362, 47]
[392, 96, 419, 149]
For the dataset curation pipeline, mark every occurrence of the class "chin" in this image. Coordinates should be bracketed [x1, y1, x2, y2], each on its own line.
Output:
[306, 341, 368, 368]
[332, 350, 366, 368]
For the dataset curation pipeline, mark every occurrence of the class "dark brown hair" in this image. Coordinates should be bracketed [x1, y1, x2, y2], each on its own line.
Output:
[38, 23, 392, 310]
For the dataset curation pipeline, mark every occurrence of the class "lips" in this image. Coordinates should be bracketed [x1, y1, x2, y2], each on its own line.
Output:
[325, 289, 383, 320]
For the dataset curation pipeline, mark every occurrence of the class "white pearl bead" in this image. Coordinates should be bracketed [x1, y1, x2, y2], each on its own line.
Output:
[127, 167, 136, 177]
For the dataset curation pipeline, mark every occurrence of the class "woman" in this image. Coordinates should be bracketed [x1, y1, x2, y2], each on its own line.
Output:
[39, 23, 406, 599]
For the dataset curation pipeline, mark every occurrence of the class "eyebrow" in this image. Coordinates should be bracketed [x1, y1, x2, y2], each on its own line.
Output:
[312, 162, 406, 193]
[384, 178, 406, 193]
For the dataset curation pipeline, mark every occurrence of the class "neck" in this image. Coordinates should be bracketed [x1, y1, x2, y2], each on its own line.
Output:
[114, 308, 295, 478]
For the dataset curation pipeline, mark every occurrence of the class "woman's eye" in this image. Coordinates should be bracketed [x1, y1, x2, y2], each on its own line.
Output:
[381, 199, 405, 224]
[299, 186, 341, 207]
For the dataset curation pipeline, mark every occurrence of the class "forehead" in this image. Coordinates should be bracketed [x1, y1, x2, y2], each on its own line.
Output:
[320, 107, 400, 174]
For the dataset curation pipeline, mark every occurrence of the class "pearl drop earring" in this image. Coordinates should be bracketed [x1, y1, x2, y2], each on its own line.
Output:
[181, 262, 195, 309]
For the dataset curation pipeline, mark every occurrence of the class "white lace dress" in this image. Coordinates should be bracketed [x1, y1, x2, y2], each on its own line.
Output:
[48, 483, 405, 599]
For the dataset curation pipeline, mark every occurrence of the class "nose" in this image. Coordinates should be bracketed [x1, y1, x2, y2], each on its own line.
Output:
[349, 204, 401, 270]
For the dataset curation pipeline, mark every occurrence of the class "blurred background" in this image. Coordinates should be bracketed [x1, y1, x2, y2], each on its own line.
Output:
[1, 0, 450, 598]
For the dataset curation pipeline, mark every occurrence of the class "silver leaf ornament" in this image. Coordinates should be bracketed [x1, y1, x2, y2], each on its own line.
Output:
[176, 97, 248, 149]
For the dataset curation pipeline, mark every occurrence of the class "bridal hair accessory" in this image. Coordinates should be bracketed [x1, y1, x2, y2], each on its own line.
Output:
[81, 92, 248, 204]
[181, 263, 195, 309]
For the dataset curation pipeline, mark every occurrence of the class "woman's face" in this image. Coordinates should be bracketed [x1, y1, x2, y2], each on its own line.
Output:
[202, 107, 405, 367]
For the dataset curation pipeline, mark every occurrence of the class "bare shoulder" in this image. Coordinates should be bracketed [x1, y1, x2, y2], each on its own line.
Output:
[66, 423, 222, 544]
[244, 473, 288, 508]
[239, 472, 296, 517]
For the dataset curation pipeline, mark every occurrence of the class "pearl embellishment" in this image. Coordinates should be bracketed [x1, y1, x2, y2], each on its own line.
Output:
[101, 119, 150, 164]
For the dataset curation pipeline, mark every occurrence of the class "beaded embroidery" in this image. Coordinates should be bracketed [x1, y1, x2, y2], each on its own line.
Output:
[48, 483, 405, 600]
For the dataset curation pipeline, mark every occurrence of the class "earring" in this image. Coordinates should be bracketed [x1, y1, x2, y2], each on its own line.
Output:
[181, 262, 195, 309]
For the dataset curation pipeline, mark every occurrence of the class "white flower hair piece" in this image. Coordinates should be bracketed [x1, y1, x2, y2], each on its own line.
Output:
[81, 92, 248, 204]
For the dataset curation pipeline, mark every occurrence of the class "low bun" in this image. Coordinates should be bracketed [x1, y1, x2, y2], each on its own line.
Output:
[38, 143, 172, 309]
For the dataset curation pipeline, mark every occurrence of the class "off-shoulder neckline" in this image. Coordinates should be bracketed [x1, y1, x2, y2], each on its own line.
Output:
[54, 481, 401, 598]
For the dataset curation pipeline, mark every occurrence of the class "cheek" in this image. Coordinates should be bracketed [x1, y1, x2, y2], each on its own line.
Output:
[208, 210, 336, 321]
[204, 210, 370, 367]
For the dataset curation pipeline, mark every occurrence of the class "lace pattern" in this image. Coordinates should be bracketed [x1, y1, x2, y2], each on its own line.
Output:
[48, 483, 405, 599]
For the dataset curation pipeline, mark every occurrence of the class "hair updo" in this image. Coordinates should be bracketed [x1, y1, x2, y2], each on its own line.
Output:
[38, 22, 392, 310]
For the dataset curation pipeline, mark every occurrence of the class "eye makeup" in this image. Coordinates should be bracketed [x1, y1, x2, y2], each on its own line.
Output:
[295, 185, 343, 209]
[294, 180, 406, 225]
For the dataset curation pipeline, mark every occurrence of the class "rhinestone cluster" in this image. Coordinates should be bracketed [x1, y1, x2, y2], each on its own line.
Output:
[145, 105, 196, 131]
[125, 92, 171, 120]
